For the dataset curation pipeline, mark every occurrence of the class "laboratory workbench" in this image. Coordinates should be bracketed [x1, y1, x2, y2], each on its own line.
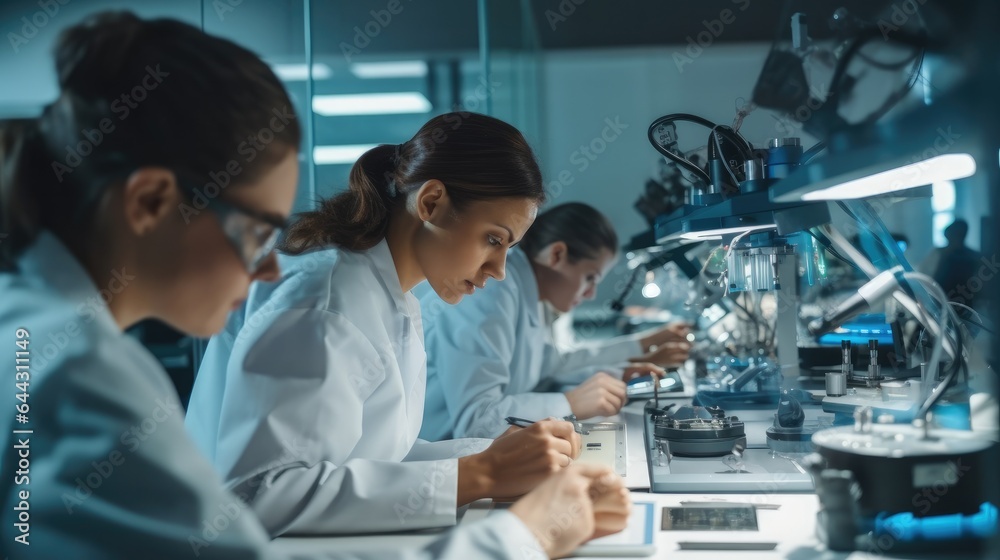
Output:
[273, 386, 989, 559]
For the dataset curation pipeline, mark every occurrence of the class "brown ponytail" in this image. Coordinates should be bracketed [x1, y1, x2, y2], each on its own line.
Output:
[520, 203, 619, 262]
[280, 112, 545, 253]
[0, 119, 50, 267]
[281, 144, 398, 253]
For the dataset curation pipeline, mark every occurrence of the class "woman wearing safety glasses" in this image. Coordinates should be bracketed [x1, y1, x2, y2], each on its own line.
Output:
[0, 11, 625, 559]
[185, 112, 630, 550]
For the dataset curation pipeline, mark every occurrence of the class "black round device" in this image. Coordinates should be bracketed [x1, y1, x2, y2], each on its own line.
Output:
[653, 405, 747, 457]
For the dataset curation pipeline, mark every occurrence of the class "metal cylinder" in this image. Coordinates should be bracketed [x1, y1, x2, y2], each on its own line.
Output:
[765, 137, 803, 179]
[867, 339, 881, 386]
[841, 340, 853, 381]
[826, 371, 847, 397]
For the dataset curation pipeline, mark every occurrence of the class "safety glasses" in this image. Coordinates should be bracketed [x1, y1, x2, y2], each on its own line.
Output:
[177, 176, 288, 274]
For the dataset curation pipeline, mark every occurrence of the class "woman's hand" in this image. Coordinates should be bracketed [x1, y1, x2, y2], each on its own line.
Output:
[620, 362, 666, 383]
[634, 342, 691, 367]
[589, 471, 632, 539]
[509, 463, 630, 558]
[565, 372, 627, 419]
[459, 419, 581, 503]
[638, 322, 692, 353]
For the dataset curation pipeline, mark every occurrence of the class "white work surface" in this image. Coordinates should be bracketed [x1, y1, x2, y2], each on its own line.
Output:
[273, 399, 984, 559]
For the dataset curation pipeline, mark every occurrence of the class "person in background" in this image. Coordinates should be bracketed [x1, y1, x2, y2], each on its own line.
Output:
[419, 202, 691, 441]
[0, 12, 626, 559]
[919, 218, 983, 307]
[184, 113, 629, 547]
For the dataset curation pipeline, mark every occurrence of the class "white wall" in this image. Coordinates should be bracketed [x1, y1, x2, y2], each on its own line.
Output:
[535, 43, 938, 314]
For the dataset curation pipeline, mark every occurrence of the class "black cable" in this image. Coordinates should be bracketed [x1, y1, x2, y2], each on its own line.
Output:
[915, 322, 962, 420]
[855, 48, 925, 127]
[710, 124, 752, 187]
[610, 264, 643, 313]
[827, 27, 929, 123]
[648, 118, 711, 188]
[647, 114, 754, 190]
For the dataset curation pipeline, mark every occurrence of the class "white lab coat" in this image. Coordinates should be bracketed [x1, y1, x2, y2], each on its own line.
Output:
[418, 248, 644, 440]
[0, 231, 275, 559]
[185, 239, 506, 539]
[0, 232, 542, 560]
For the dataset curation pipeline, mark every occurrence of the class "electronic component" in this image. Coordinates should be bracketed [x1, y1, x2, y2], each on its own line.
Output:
[825, 340, 850, 396]
[652, 405, 746, 457]
[661, 505, 758, 531]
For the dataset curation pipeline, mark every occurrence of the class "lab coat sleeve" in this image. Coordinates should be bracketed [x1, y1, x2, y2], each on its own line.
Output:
[283, 512, 544, 560]
[415, 511, 545, 560]
[404, 438, 491, 461]
[217, 308, 459, 536]
[4, 339, 275, 559]
[541, 333, 644, 385]
[428, 283, 574, 439]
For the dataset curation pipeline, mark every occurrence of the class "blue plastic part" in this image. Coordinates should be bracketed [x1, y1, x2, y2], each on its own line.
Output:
[930, 401, 972, 430]
[875, 503, 998, 541]
[817, 314, 895, 347]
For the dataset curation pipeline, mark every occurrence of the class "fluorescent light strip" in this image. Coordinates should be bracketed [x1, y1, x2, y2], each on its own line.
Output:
[679, 224, 776, 241]
[313, 144, 378, 165]
[312, 92, 432, 116]
[801, 153, 977, 201]
[351, 61, 428, 79]
[271, 63, 332, 81]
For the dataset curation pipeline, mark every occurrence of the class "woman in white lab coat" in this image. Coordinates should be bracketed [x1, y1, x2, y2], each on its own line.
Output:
[184, 112, 623, 547]
[0, 12, 624, 560]
[0, 12, 300, 558]
[419, 203, 692, 440]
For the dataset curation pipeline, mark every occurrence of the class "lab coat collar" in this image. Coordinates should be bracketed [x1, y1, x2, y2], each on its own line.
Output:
[366, 238, 416, 318]
[507, 248, 541, 328]
[16, 230, 119, 331]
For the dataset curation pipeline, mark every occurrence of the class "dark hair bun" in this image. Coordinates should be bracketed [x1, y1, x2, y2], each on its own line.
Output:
[54, 11, 145, 98]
